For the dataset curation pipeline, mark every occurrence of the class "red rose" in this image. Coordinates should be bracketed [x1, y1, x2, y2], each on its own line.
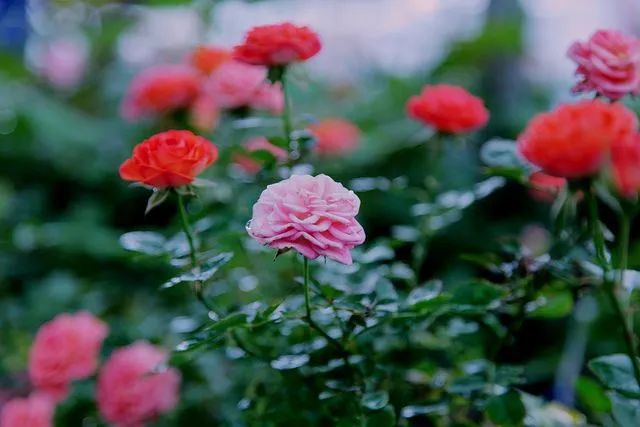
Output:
[119, 130, 218, 188]
[517, 100, 637, 178]
[233, 22, 321, 66]
[612, 135, 640, 197]
[407, 84, 489, 134]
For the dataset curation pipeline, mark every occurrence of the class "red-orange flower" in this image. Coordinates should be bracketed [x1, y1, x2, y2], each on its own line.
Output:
[119, 130, 218, 188]
[307, 118, 361, 155]
[517, 100, 638, 178]
[233, 22, 321, 66]
[612, 135, 640, 196]
[406, 84, 489, 134]
[528, 172, 567, 202]
[121, 65, 201, 121]
[189, 45, 232, 75]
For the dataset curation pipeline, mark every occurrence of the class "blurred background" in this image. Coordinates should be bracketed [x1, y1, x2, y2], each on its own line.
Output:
[1, 0, 639, 425]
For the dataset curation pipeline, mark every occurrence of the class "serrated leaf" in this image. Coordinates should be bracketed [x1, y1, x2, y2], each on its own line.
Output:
[119, 231, 166, 255]
[361, 391, 390, 411]
[485, 390, 526, 426]
[145, 189, 170, 215]
[609, 392, 640, 427]
[589, 354, 640, 396]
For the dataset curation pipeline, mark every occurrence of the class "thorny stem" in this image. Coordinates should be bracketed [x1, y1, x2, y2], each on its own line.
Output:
[585, 186, 640, 388]
[176, 192, 217, 315]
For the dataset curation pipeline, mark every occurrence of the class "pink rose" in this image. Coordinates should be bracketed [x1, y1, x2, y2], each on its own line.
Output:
[249, 82, 284, 113]
[0, 393, 54, 427]
[205, 60, 266, 109]
[234, 137, 288, 174]
[97, 342, 180, 427]
[568, 29, 640, 100]
[189, 94, 220, 133]
[247, 174, 366, 264]
[29, 312, 108, 401]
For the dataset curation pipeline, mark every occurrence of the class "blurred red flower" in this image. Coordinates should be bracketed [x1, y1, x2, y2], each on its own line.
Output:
[612, 135, 640, 197]
[308, 118, 361, 155]
[189, 45, 232, 75]
[528, 171, 567, 202]
[233, 22, 321, 66]
[234, 137, 288, 174]
[119, 130, 218, 188]
[518, 100, 637, 178]
[406, 84, 489, 134]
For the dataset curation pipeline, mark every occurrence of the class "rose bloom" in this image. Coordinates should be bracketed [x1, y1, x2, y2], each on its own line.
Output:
[568, 29, 640, 100]
[120, 65, 201, 121]
[0, 393, 54, 427]
[233, 22, 322, 66]
[234, 137, 288, 174]
[517, 100, 638, 178]
[205, 60, 283, 112]
[612, 135, 640, 197]
[528, 172, 567, 202]
[119, 130, 218, 188]
[307, 118, 361, 155]
[406, 84, 489, 134]
[97, 342, 180, 427]
[188, 45, 231, 75]
[249, 82, 284, 114]
[29, 312, 108, 402]
[247, 174, 365, 264]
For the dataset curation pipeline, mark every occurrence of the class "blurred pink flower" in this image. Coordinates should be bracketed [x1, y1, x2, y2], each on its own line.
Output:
[29, 312, 108, 402]
[121, 64, 201, 121]
[38, 40, 87, 89]
[206, 60, 266, 109]
[97, 342, 180, 427]
[234, 136, 288, 174]
[247, 174, 365, 264]
[568, 29, 640, 100]
[189, 95, 220, 133]
[249, 82, 284, 113]
[307, 118, 361, 155]
[0, 393, 54, 427]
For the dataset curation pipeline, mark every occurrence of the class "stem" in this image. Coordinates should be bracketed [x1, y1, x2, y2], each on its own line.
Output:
[618, 213, 631, 281]
[586, 187, 640, 387]
[281, 71, 293, 152]
[177, 192, 216, 314]
[302, 258, 343, 350]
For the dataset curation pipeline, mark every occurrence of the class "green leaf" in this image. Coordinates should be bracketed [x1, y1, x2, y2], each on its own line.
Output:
[204, 312, 248, 334]
[405, 280, 443, 308]
[250, 149, 278, 164]
[576, 376, 611, 413]
[267, 65, 287, 83]
[484, 166, 527, 183]
[480, 139, 526, 168]
[447, 375, 486, 395]
[375, 278, 398, 302]
[361, 391, 390, 411]
[609, 392, 640, 427]
[145, 189, 170, 215]
[485, 390, 526, 426]
[589, 354, 640, 396]
[119, 231, 166, 255]
[365, 404, 396, 427]
[450, 280, 505, 307]
[270, 354, 310, 370]
[526, 289, 573, 319]
[192, 178, 217, 188]
[161, 252, 233, 289]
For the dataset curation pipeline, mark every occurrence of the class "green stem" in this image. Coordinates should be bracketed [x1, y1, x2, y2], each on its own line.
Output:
[302, 258, 343, 350]
[586, 187, 640, 388]
[177, 192, 216, 314]
[281, 71, 293, 152]
[618, 213, 631, 280]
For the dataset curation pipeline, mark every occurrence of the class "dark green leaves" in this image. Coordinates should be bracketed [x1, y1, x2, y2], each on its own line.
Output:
[361, 391, 390, 411]
[145, 189, 170, 215]
[589, 354, 640, 396]
[485, 390, 526, 426]
[161, 252, 233, 289]
[609, 392, 640, 427]
[119, 231, 166, 256]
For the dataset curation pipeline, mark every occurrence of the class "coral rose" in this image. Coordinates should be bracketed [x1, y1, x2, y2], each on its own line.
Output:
[568, 29, 640, 100]
[247, 174, 366, 264]
[119, 130, 218, 188]
[121, 65, 200, 121]
[407, 84, 489, 134]
[0, 393, 54, 427]
[233, 22, 322, 66]
[97, 341, 180, 427]
[528, 172, 567, 202]
[307, 118, 361, 155]
[29, 312, 108, 402]
[234, 137, 288, 174]
[517, 100, 638, 178]
[189, 45, 231, 75]
[612, 135, 640, 197]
